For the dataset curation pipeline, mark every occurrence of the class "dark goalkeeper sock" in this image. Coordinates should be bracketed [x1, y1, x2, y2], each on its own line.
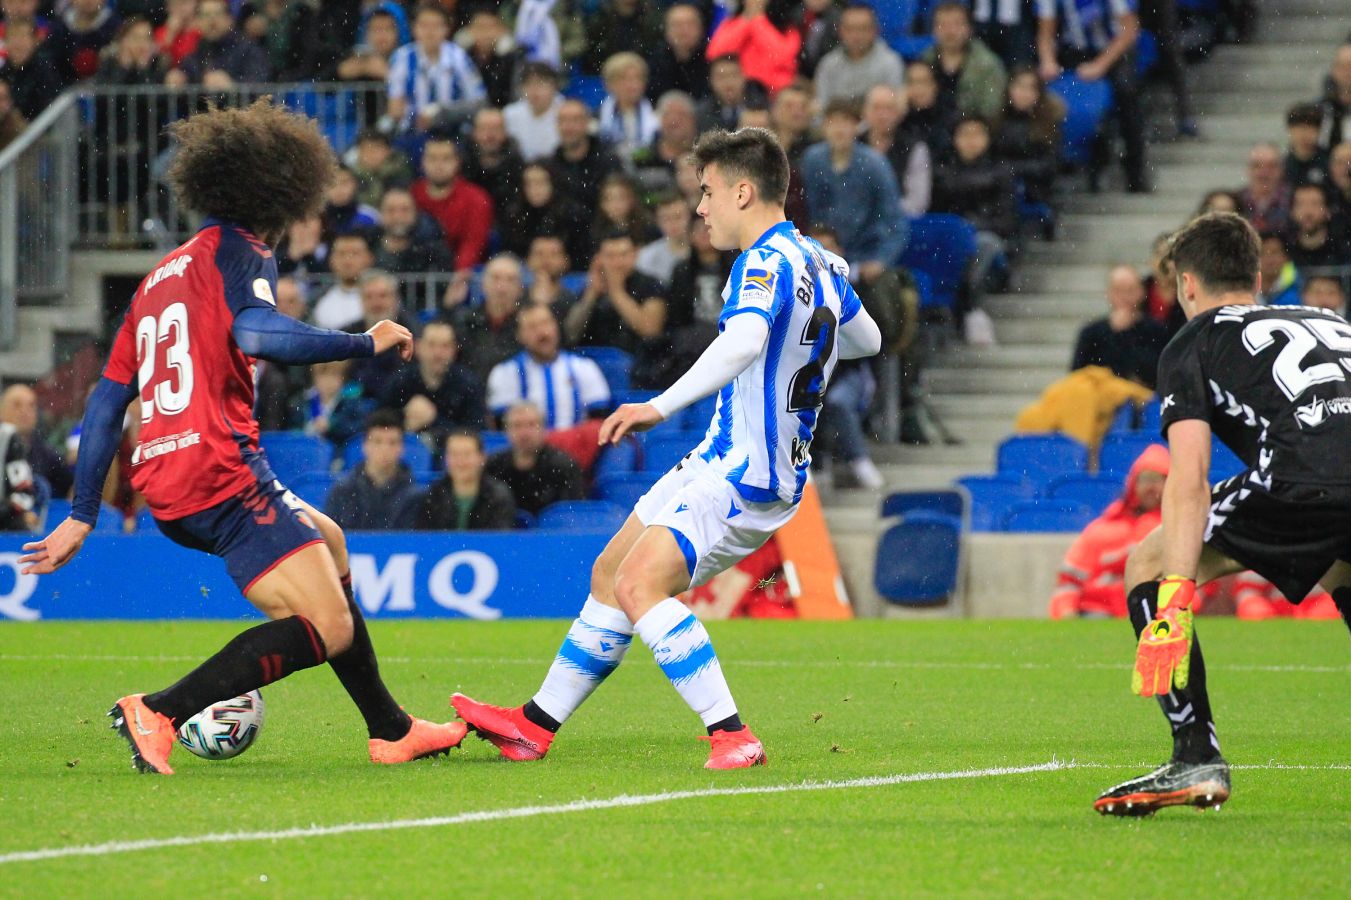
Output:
[1332, 587, 1351, 636]
[329, 573, 413, 742]
[1126, 582, 1220, 764]
[144, 616, 327, 726]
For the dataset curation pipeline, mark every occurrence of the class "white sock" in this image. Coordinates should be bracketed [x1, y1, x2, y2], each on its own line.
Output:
[531, 596, 633, 724]
[634, 597, 738, 728]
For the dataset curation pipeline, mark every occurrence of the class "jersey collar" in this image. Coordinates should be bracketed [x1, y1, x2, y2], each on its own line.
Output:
[748, 220, 794, 251]
[199, 216, 263, 243]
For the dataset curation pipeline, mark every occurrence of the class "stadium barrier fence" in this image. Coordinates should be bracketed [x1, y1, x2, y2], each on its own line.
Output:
[73, 81, 386, 249]
[0, 93, 79, 350]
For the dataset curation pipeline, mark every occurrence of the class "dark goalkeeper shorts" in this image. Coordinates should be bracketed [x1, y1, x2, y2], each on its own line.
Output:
[156, 477, 324, 594]
[1205, 471, 1351, 603]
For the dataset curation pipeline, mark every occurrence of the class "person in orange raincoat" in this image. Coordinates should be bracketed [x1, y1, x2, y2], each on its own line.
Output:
[1050, 444, 1176, 618]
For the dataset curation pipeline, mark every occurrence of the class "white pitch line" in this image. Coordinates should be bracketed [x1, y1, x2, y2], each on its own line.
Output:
[0, 761, 1071, 866]
[0, 653, 1346, 675]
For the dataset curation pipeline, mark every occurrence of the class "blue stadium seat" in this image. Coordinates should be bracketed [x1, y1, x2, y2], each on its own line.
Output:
[261, 432, 332, 483]
[1108, 402, 1136, 434]
[1135, 29, 1159, 77]
[880, 488, 967, 523]
[559, 272, 588, 297]
[561, 73, 607, 110]
[955, 475, 1034, 532]
[594, 437, 640, 481]
[1002, 500, 1094, 533]
[1212, 440, 1246, 482]
[135, 506, 158, 532]
[900, 214, 978, 310]
[1048, 74, 1114, 167]
[1140, 398, 1162, 434]
[613, 389, 659, 407]
[572, 346, 633, 395]
[537, 500, 629, 531]
[1045, 474, 1122, 517]
[1099, 433, 1164, 478]
[481, 430, 509, 457]
[873, 510, 962, 604]
[996, 433, 1089, 488]
[641, 431, 700, 473]
[678, 394, 718, 431]
[342, 433, 434, 473]
[289, 472, 342, 512]
[414, 469, 442, 486]
[593, 471, 659, 509]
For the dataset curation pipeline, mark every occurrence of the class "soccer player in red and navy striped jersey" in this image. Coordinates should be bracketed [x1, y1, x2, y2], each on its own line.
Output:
[19, 101, 466, 774]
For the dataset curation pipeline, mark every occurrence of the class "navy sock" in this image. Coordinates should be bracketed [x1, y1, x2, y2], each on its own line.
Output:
[329, 574, 412, 742]
[145, 616, 327, 726]
[1126, 582, 1220, 764]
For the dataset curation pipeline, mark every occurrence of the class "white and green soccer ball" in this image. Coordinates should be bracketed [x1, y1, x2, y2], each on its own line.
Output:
[177, 690, 265, 760]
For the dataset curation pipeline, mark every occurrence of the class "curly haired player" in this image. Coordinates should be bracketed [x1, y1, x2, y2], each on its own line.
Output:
[20, 100, 465, 774]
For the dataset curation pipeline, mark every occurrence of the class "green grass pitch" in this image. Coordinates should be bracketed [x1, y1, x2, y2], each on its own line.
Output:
[1, 618, 1347, 896]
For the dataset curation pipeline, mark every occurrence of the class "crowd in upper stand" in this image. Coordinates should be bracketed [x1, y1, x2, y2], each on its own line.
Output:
[0, 0, 1264, 529]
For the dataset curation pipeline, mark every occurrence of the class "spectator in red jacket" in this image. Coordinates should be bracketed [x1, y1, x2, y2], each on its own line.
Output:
[411, 134, 494, 291]
[154, 0, 201, 68]
[45, 0, 119, 85]
[1049, 444, 1170, 619]
[705, 0, 802, 95]
[1232, 572, 1341, 620]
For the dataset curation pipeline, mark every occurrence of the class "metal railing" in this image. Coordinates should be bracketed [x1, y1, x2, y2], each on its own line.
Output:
[73, 81, 386, 248]
[303, 270, 456, 320]
[0, 93, 80, 350]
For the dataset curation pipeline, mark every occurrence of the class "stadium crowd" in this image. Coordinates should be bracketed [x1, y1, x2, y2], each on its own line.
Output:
[1, 0, 1262, 534]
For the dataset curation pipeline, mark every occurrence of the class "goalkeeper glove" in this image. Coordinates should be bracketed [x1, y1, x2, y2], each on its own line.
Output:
[1132, 575, 1196, 697]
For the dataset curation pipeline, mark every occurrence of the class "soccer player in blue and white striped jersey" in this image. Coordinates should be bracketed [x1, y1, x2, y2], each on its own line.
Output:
[386, 4, 486, 133]
[452, 128, 883, 769]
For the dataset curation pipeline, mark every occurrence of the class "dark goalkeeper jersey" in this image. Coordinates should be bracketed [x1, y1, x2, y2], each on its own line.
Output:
[1157, 303, 1351, 486]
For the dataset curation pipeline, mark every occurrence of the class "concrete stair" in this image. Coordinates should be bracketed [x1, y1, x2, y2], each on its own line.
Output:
[831, 1, 1348, 614]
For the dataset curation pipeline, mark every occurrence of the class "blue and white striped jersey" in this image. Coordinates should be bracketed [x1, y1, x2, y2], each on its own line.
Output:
[386, 41, 486, 127]
[692, 222, 863, 506]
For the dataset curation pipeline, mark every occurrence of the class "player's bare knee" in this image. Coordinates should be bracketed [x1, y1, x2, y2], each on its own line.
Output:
[311, 602, 354, 656]
[611, 566, 657, 622]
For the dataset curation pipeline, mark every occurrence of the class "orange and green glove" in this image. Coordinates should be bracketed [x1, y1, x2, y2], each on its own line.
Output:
[1132, 575, 1196, 697]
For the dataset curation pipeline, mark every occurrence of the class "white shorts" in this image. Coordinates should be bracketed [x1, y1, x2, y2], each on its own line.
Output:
[633, 456, 798, 588]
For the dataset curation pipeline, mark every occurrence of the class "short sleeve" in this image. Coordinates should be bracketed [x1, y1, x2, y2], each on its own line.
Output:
[216, 229, 279, 320]
[486, 360, 517, 415]
[719, 248, 788, 331]
[576, 357, 611, 408]
[838, 276, 863, 325]
[1156, 327, 1212, 438]
[103, 309, 139, 386]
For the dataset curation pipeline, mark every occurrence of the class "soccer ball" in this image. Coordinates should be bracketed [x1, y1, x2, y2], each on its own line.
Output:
[176, 691, 265, 760]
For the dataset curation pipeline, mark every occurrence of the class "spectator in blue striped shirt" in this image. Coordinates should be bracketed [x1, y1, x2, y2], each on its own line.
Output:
[1036, 0, 1148, 192]
[386, 2, 486, 134]
[487, 304, 612, 431]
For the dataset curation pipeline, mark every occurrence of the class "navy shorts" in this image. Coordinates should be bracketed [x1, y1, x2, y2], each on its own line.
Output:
[157, 477, 324, 593]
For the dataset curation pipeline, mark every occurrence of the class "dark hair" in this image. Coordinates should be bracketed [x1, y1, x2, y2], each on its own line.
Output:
[841, 2, 878, 21]
[652, 190, 686, 209]
[598, 228, 635, 246]
[364, 408, 405, 435]
[804, 222, 841, 243]
[167, 98, 337, 239]
[1195, 189, 1239, 216]
[520, 61, 561, 84]
[414, 2, 451, 26]
[1303, 274, 1346, 295]
[822, 97, 861, 121]
[331, 230, 374, 251]
[1257, 229, 1290, 254]
[357, 128, 390, 146]
[1286, 102, 1323, 129]
[1164, 212, 1260, 295]
[692, 127, 790, 206]
[932, 1, 971, 23]
[954, 112, 989, 132]
[446, 427, 484, 452]
[710, 53, 742, 70]
[113, 16, 153, 44]
[1293, 181, 1331, 205]
[367, 8, 398, 25]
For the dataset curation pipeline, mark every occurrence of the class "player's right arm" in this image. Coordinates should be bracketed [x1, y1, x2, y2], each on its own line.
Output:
[19, 315, 140, 575]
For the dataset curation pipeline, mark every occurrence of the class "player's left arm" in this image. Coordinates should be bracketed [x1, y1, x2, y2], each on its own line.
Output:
[837, 282, 882, 360]
[1159, 418, 1211, 583]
